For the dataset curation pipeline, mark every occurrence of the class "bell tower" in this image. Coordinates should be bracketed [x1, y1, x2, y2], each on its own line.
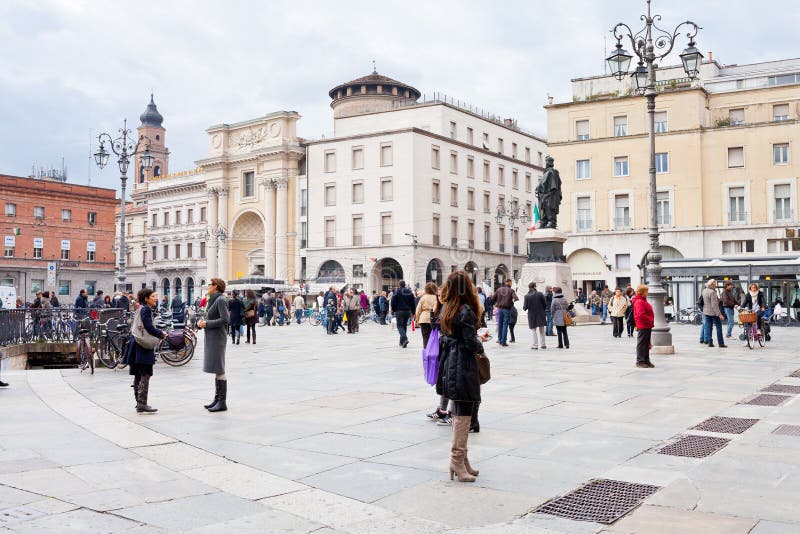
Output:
[134, 93, 169, 189]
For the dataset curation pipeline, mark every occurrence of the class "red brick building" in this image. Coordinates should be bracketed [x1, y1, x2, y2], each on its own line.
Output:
[0, 174, 118, 304]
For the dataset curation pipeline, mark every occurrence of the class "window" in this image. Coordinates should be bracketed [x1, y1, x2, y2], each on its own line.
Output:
[61, 209, 71, 222]
[324, 184, 336, 206]
[614, 156, 629, 177]
[729, 186, 746, 223]
[200, 242, 206, 259]
[58, 280, 70, 296]
[163, 212, 170, 226]
[431, 180, 441, 203]
[351, 181, 364, 204]
[466, 127, 474, 145]
[774, 143, 789, 165]
[722, 239, 754, 254]
[3, 243, 13, 257]
[450, 151, 458, 174]
[768, 238, 800, 252]
[613, 116, 628, 137]
[299, 188, 308, 216]
[325, 217, 335, 247]
[450, 184, 458, 207]
[729, 108, 745, 126]
[577, 196, 592, 231]
[512, 228, 519, 254]
[768, 73, 800, 86]
[576, 159, 591, 180]
[467, 156, 475, 178]
[484, 224, 491, 251]
[352, 146, 364, 169]
[152, 246, 157, 261]
[774, 104, 790, 122]
[512, 143, 518, 159]
[483, 160, 490, 182]
[483, 192, 491, 213]
[449, 121, 457, 139]
[127, 223, 132, 236]
[200, 207, 207, 222]
[34, 206, 44, 220]
[431, 145, 440, 169]
[482, 132, 490, 149]
[31, 280, 44, 295]
[87, 212, 96, 225]
[187, 209, 194, 223]
[497, 138, 504, 154]
[498, 225, 505, 252]
[4, 203, 15, 217]
[174, 244, 181, 259]
[61, 248, 70, 260]
[657, 191, 670, 225]
[151, 213, 157, 228]
[655, 152, 669, 173]
[380, 178, 393, 201]
[353, 264, 365, 277]
[775, 184, 792, 221]
[654, 111, 668, 133]
[352, 215, 363, 246]
[243, 171, 255, 197]
[498, 165, 505, 186]
[614, 194, 630, 228]
[153, 166, 160, 177]
[576, 120, 590, 140]
[187, 243, 193, 258]
[381, 214, 393, 245]
[512, 169, 519, 189]
[538, 151, 543, 165]
[380, 143, 393, 166]
[33, 238, 42, 258]
[142, 248, 147, 265]
[175, 211, 181, 225]
[467, 221, 475, 248]
[616, 254, 631, 270]
[525, 147, 531, 163]
[163, 244, 169, 259]
[432, 215, 440, 246]
[300, 222, 307, 249]
[467, 188, 475, 210]
[728, 147, 744, 168]
[525, 173, 532, 192]
[450, 218, 458, 247]
[324, 150, 336, 172]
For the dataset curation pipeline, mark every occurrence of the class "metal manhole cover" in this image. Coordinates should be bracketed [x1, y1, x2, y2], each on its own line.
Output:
[773, 424, 800, 436]
[761, 384, 800, 395]
[690, 416, 759, 434]
[658, 435, 730, 458]
[533, 478, 660, 524]
[0, 506, 45, 525]
[790, 370, 800, 378]
[740, 394, 791, 406]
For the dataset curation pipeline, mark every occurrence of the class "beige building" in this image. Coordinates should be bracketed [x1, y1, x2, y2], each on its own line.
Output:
[547, 58, 800, 309]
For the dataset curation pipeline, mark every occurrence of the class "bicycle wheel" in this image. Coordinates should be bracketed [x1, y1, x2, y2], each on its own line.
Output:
[158, 336, 195, 366]
[309, 312, 321, 326]
[77, 339, 90, 371]
[359, 311, 369, 324]
[746, 324, 754, 349]
[96, 337, 118, 369]
[758, 326, 766, 347]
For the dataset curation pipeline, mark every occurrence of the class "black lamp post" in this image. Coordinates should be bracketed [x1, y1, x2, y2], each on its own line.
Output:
[606, 0, 701, 352]
[495, 202, 529, 285]
[94, 119, 153, 292]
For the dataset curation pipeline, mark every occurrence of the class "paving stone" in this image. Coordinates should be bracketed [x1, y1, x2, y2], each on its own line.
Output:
[115, 492, 267, 530]
[183, 463, 307, 500]
[276, 432, 411, 459]
[6, 508, 141, 533]
[261, 488, 395, 529]
[185, 508, 325, 533]
[131, 442, 230, 471]
[300, 461, 439, 503]
[609, 505, 758, 533]
[749, 519, 800, 534]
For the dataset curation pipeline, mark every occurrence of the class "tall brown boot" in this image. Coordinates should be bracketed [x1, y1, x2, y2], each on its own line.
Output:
[449, 416, 476, 482]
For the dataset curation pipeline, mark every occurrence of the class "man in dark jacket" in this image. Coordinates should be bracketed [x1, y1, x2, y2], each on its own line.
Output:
[390, 280, 415, 347]
[545, 286, 554, 336]
[75, 289, 89, 318]
[523, 282, 548, 349]
[378, 291, 389, 325]
[721, 281, 736, 339]
[323, 288, 338, 334]
[171, 294, 186, 324]
[494, 279, 518, 347]
[91, 291, 106, 309]
[227, 291, 244, 344]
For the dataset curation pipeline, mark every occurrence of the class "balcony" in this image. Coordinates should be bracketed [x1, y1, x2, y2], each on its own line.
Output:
[615, 217, 631, 229]
[775, 208, 793, 221]
[728, 211, 747, 224]
[576, 219, 593, 232]
[657, 215, 671, 226]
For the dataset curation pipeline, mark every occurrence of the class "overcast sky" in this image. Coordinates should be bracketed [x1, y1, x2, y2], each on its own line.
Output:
[0, 0, 795, 195]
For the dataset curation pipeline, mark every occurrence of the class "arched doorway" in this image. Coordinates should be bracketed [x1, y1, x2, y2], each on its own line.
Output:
[186, 277, 195, 303]
[464, 261, 478, 285]
[162, 278, 170, 300]
[567, 248, 607, 294]
[372, 258, 403, 293]
[317, 260, 346, 288]
[426, 258, 444, 285]
[493, 264, 509, 290]
[174, 278, 182, 300]
[230, 211, 266, 280]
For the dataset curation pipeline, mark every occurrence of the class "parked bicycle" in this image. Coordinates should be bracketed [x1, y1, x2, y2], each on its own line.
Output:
[75, 318, 94, 374]
[677, 307, 702, 325]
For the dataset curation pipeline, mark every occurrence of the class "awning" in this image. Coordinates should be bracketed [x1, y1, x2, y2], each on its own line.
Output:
[568, 249, 607, 281]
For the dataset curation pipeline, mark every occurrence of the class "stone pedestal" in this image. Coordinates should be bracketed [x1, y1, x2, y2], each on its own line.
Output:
[518, 228, 575, 302]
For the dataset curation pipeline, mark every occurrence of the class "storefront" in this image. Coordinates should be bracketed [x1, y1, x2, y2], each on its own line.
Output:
[567, 248, 608, 294]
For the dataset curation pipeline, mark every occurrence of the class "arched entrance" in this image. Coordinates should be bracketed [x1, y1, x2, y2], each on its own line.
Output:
[186, 277, 195, 303]
[372, 258, 403, 293]
[317, 260, 346, 288]
[426, 258, 444, 285]
[230, 211, 265, 280]
[493, 264, 509, 290]
[162, 278, 170, 299]
[174, 278, 182, 299]
[567, 248, 607, 294]
[465, 261, 479, 285]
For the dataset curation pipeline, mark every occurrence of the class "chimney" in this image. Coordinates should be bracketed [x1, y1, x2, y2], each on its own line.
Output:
[708, 51, 713, 61]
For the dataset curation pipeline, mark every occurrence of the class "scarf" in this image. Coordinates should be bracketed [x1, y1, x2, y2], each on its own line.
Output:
[205, 291, 221, 319]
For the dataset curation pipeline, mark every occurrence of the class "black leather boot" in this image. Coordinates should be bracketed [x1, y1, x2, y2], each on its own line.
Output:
[204, 379, 220, 410]
[136, 375, 157, 414]
[208, 380, 227, 412]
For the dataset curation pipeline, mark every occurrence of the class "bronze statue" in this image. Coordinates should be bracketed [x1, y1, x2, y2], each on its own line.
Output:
[536, 156, 562, 229]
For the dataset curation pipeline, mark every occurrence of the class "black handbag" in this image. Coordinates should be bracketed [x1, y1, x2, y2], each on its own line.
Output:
[477, 353, 491, 384]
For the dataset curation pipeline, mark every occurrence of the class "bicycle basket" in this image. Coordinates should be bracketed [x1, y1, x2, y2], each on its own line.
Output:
[167, 330, 186, 350]
[739, 312, 757, 324]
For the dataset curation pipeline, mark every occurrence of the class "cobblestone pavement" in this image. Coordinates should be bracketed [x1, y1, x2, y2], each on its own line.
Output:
[2, 319, 800, 533]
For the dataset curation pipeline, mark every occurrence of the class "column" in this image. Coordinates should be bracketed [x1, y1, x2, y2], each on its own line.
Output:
[218, 187, 229, 280]
[262, 177, 276, 278]
[206, 188, 218, 278]
[275, 176, 288, 282]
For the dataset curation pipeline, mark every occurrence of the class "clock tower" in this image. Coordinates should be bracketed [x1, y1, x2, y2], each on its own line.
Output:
[134, 94, 169, 189]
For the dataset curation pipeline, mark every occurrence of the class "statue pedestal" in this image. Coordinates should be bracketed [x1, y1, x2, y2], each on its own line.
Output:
[519, 229, 575, 302]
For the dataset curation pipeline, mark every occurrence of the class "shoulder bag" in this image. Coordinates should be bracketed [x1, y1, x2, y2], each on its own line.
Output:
[477, 352, 491, 384]
[132, 307, 161, 350]
[563, 306, 573, 327]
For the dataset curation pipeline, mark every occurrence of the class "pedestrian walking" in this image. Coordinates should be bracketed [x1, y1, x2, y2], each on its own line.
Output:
[378, 291, 389, 324]
[198, 279, 230, 412]
[701, 279, 727, 348]
[293, 294, 305, 324]
[589, 290, 601, 315]
[632, 284, 655, 368]
[494, 279, 518, 347]
[228, 291, 244, 345]
[609, 288, 629, 338]
[415, 282, 438, 347]
[243, 290, 258, 344]
[390, 280, 415, 347]
[323, 288, 338, 334]
[721, 281, 737, 339]
[600, 286, 613, 323]
[550, 287, 571, 349]
[508, 304, 518, 343]
[477, 287, 487, 328]
[624, 286, 636, 337]
[544, 286, 554, 336]
[523, 282, 547, 349]
[264, 293, 275, 326]
[342, 289, 361, 333]
[437, 270, 489, 482]
[124, 288, 167, 414]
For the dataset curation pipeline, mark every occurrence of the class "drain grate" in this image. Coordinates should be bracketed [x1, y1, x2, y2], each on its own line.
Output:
[740, 394, 791, 406]
[658, 435, 730, 458]
[534, 478, 660, 524]
[761, 384, 800, 395]
[691, 416, 759, 434]
[773, 424, 800, 436]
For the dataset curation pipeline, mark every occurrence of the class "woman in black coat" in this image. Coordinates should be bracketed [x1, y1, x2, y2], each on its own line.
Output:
[227, 291, 244, 344]
[436, 271, 489, 482]
[124, 288, 166, 414]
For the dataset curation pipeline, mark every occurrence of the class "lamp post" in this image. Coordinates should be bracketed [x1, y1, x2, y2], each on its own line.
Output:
[606, 0, 702, 352]
[94, 119, 154, 293]
[495, 202, 529, 285]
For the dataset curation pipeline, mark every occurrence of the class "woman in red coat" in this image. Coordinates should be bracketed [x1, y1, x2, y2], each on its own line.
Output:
[631, 284, 655, 368]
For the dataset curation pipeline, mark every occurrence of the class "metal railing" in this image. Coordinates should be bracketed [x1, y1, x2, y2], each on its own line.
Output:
[775, 209, 793, 221]
[615, 217, 631, 228]
[0, 307, 124, 347]
[728, 211, 748, 223]
[576, 219, 593, 232]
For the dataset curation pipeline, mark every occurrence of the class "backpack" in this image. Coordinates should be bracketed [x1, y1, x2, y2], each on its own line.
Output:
[696, 294, 704, 309]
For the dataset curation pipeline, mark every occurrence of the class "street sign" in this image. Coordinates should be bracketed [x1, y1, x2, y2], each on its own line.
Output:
[47, 262, 57, 287]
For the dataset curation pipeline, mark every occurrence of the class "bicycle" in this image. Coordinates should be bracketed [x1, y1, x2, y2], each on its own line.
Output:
[96, 319, 131, 369]
[75, 318, 94, 374]
[155, 329, 196, 366]
[677, 307, 702, 325]
[309, 308, 325, 327]
[738, 309, 765, 349]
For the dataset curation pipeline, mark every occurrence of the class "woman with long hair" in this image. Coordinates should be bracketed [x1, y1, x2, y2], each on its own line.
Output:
[436, 271, 489, 482]
[198, 278, 230, 412]
[415, 282, 439, 347]
[124, 288, 167, 414]
[243, 289, 258, 344]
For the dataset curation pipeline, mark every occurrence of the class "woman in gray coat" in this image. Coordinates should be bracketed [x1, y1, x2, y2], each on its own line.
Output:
[198, 278, 230, 412]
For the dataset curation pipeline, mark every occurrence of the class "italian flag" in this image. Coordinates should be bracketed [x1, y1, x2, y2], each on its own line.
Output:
[529, 205, 540, 232]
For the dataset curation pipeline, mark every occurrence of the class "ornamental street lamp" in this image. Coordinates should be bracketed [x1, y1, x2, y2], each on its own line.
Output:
[94, 119, 153, 293]
[495, 202, 529, 286]
[606, 0, 701, 352]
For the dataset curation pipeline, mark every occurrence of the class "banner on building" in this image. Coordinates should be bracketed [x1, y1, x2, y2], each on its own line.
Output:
[33, 237, 43, 248]
[87, 241, 96, 252]
[4, 236, 14, 247]
[61, 240, 70, 251]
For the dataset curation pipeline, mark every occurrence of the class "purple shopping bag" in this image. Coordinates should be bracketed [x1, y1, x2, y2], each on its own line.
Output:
[422, 327, 440, 386]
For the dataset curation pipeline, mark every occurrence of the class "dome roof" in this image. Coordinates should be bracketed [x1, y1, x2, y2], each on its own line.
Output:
[139, 93, 164, 127]
[328, 70, 420, 100]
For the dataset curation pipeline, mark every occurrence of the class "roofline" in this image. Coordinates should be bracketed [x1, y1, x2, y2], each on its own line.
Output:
[0, 174, 117, 196]
[569, 59, 723, 83]
[545, 86, 708, 109]
[206, 110, 301, 132]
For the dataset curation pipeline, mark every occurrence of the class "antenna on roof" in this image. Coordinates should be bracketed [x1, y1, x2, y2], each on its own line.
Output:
[88, 128, 92, 186]
[372, 60, 377, 74]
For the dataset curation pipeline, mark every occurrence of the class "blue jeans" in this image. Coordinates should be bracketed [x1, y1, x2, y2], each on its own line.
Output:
[295, 310, 303, 324]
[545, 311, 553, 335]
[497, 308, 511, 344]
[591, 304, 598, 315]
[708, 315, 724, 346]
[723, 307, 735, 337]
[700, 315, 710, 342]
[602, 303, 608, 322]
